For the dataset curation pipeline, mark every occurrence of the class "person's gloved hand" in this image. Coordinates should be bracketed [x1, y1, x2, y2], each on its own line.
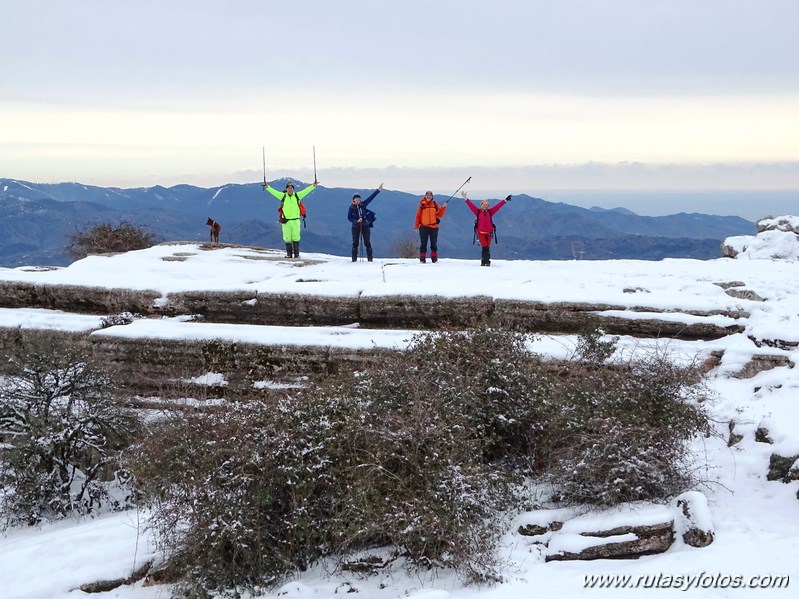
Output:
[505, 194, 513, 202]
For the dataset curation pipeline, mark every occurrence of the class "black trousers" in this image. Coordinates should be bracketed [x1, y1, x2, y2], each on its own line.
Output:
[418, 226, 439, 256]
[352, 224, 372, 259]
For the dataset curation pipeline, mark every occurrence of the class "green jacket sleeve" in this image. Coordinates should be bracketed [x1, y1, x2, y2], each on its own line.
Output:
[264, 184, 285, 200]
[296, 184, 317, 201]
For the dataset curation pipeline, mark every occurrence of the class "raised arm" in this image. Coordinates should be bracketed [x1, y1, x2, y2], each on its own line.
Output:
[296, 183, 318, 201]
[263, 183, 285, 200]
[362, 183, 383, 207]
[489, 194, 512, 215]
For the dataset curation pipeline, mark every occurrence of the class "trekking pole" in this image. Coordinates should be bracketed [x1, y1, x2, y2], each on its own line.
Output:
[442, 176, 471, 205]
[359, 221, 365, 261]
[262, 146, 267, 189]
[313, 145, 317, 183]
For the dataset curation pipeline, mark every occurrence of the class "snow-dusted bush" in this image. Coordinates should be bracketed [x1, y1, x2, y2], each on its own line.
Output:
[0, 331, 140, 528]
[132, 330, 534, 593]
[549, 351, 711, 505]
[130, 328, 711, 594]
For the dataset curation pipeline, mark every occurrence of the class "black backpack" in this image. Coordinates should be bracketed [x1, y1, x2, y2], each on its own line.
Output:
[278, 193, 307, 227]
[474, 210, 497, 244]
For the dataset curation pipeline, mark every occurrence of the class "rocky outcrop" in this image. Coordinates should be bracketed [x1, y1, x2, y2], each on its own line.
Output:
[767, 454, 799, 483]
[756, 216, 799, 234]
[675, 492, 715, 548]
[493, 299, 743, 339]
[521, 495, 716, 562]
[167, 290, 361, 326]
[723, 215, 799, 261]
[727, 421, 744, 447]
[713, 281, 766, 302]
[79, 561, 153, 594]
[0, 281, 745, 339]
[755, 422, 774, 444]
[544, 519, 674, 562]
[0, 282, 162, 314]
[734, 353, 795, 379]
[90, 333, 397, 397]
[0, 325, 394, 397]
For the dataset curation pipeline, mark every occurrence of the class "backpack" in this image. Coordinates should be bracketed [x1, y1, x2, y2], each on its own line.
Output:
[474, 210, 497, 244]
[419, 200, 441, 227]
[278, 193, 307, 227]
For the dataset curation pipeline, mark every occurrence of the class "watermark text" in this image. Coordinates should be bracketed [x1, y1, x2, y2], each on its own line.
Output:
[583, 572, 790, 591]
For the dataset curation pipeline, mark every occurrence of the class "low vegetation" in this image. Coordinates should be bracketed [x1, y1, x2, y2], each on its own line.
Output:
[391, 234, 419, 258]
[129, 328, 712, 595]
[67, 220, 161, 260]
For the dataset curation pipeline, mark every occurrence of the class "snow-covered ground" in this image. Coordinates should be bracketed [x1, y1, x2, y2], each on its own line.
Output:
[1, 223, 798, 598]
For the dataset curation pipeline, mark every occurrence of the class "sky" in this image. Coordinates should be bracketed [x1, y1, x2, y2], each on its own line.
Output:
[1, 0, 799, 217]
[1, 225, 799, 598]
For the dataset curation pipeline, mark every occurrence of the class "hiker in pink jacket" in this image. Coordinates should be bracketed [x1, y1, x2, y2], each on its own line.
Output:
[460, 191, 512, 266]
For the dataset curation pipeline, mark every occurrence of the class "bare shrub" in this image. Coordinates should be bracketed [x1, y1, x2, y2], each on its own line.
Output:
[392, 234, 419, 258]
[0, 331, 140, 528]
[67, 220, 161, 260]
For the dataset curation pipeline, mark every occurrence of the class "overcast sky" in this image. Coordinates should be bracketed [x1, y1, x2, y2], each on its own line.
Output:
[1, 0, 798, 215]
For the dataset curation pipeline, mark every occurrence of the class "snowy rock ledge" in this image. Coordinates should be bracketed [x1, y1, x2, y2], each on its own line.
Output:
[517, 494, 716, 562]
[722, 215, 799, 260]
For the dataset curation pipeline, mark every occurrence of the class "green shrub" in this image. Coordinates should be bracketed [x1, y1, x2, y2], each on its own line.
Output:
[131, 328, 712, 593]
[548, 352, 710, 505]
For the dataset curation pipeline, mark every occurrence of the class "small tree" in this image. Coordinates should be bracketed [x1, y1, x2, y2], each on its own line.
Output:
[0, 331, 140, 527]
[67, 220, 161, 260]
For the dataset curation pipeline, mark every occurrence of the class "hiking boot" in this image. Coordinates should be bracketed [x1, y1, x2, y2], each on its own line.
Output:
[367, 257, 373, 262]
[292, 241, 300, 258]
[285, 243, 293, 258]
[431, 257, 438, 263]
[419, 256, 426, 263]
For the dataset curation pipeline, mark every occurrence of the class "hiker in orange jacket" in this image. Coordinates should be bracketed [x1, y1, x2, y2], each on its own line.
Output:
[413, 191, 447, 263]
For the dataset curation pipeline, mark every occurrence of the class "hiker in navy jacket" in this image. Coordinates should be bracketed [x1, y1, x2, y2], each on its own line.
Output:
[348, 183, 383, 262]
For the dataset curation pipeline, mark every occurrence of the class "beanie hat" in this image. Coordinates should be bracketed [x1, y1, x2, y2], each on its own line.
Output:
[352, 194, 361, 200]
[285, 181, 295, 190]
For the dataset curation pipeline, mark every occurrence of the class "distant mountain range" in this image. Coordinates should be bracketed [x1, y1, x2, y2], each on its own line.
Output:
[0, 177, 755, 267]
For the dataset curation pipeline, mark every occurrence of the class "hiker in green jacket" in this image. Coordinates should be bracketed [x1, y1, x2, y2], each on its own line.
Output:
[263, 179, 318, 258]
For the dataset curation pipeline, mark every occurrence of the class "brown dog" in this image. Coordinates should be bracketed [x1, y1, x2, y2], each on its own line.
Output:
[206, 217, 221, 243]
